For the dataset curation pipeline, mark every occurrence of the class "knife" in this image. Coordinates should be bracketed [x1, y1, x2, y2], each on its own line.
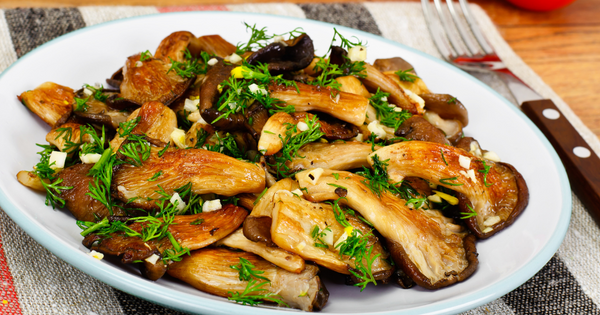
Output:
[498, 71, 600, 225]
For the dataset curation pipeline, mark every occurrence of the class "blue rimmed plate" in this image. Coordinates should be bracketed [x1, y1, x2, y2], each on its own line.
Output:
[0, 11, 571, 315]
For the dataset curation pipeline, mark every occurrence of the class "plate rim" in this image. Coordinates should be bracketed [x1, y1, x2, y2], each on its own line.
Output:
[0, 10, 572, 315]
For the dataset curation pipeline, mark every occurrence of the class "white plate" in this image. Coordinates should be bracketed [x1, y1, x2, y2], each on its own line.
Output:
[0, 11, 571, 315]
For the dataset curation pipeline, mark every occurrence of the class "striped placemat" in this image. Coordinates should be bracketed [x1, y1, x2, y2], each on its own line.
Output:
[0, 3, 599, 314]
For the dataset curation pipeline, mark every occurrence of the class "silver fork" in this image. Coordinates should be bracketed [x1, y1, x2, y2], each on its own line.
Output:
[422, 0, 600, 226]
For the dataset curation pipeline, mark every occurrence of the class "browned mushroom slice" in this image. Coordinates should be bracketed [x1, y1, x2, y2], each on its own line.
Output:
[46, 122, 94, 154]
[287, 142, 378, 172]
[16, 171, 48, 192]
[83, 204, 247, 280]
[420, 94, 468, 127]
[199, 60, 236, 111]
[216, 228, 305, 273]
[154, 31, 201, 63]
[18, 82, 74, 127]
[109, 101, 177, 150]
[335, 75, 371, 98]
[296, 169, 478, 289]
[119, 53, 192, 106]
[185, 121, 216, 148]
[196, 34, 236, 58]
[395, 116, 451, 145]
[373, 57, 415, 73]
[268, 82, 369, 126]
[247, 34, 315, 73]
[243, 178, 299, 245]
[257, 112, 297, 156]
[360, 63, 422, 114]
[112, 148, 265, 211]
[56, 163, 126, 221]
[271, 190, 393, 282]
[73, 95, 131, 130]
[167, 248, 328, 312]
[291, 112, 359, 141]
[371, 141, 529, 238]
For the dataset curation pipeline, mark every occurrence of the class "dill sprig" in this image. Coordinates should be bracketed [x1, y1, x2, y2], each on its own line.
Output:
[460, 203, 477, 219]
[235, 22, 304, 54]
[269, 115, 325, 179]
[478, 160, 494, 187]
[167, 49, 213, 79]
[117, 135, 151, 167]
[228, 257, 288, 307]
[329, 198, 379, 291]
[395, 68, 420, 83]
[311, 225, 331, 249]
[369, 89, 412, 131]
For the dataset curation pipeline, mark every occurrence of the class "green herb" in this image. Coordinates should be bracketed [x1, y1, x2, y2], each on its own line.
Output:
[395, 69, 419, 83]
[162, 231, 191, 262]
[41, 178, 73, 209]
[327, 183, 347, 190]
[158, 143, 170, 157]
[405, 197, 428, 209]
[357, 155, 401, 198]
[148, 171, 163, 182]
[269, 115, 325, 178]
[84, 84, 109, 102]
[440, 149, 448, 166]
[329, 198, 379, 291]
[478, 160, 494, 187]
[235, 22, 303, 54]
[439, 176, 464, 186]
[117, 117, 141, 137]
[193, 129, 210, 149]
[329, 28, 366, 51]
[204, 132, 246, 160]
[311, 225, 331, 249]
[190, 218, 204, 225]
[54, 127, 80, 154]
[118, 135, 151, 167]
[86, 148, 116, 214]
[332, 173, 340, 180]
[253, 187, 268, 205]
[140, 50, 152, 61]
[447, 97, 457, 104]
[74, 96, 89, 112]
[460, 203, 477, 219]
[228, 257, 287, 307]
[369, 89, 412, 131]
[167, 49, 212, 78]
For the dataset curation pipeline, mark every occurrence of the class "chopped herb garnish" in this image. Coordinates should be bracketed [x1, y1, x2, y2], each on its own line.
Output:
[478, 160, 494, 187]
[395, 69, 419, 83]
[140, 50, 152, 61]
[311, 225, 331, 249]
[369, 89, 412, 131]
[440, 149, 448, 166]
[228, 257, 287, 307]
[117, 117, 141, 137]
[190, 218, 204, 225]
[460, 203, 477, 219]
[148, 171, 163, 182]
[235, 22, 303, 55]
[73, 96, 89, 112]
[447, 97, 457, 104]
[439, 176, 464, 186]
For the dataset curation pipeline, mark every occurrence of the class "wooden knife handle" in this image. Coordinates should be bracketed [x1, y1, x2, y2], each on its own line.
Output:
[522, 99, 600, 225]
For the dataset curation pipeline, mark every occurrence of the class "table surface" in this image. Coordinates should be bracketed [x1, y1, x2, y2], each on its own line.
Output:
[1, 0, 598, 140]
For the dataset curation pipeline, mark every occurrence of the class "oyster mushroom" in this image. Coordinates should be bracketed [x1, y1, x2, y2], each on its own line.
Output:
[118, 53, 193, 107]
[286, 141, 379, 172]
[271, 190, 394, 282]
[370, 141, 528, 238]
[216, 228, 306, 274]
[360, 63, 422, 114]
[196, 34, 237, 58]
[112, 147, 265, 211]
[83, 204, 247, 280]
[247, 33, 315, 73]
[268, 82, 369, 126]
[395, 116, 451, 145]
[296, 169, 478, 289]
[167, 247, 328, 311]
[154, 31, 202, 63]
[18, 82, 74, 127]
[243, 178, 299, 246]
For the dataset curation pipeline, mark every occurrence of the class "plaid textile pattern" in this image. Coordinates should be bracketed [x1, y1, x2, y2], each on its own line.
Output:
[0, 3, 599, 315]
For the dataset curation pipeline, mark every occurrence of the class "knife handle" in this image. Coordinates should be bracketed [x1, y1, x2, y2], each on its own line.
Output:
[521, 99, 600, 225]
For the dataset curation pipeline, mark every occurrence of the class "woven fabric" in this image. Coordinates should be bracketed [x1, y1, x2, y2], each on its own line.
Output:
[0, 3, 599, 315]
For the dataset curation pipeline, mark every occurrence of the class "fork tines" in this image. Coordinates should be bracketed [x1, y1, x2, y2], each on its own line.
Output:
[421, 0, 494, 61]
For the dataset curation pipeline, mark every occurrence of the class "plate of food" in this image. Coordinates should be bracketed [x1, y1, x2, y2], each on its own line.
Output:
[0, 11, 570, 315]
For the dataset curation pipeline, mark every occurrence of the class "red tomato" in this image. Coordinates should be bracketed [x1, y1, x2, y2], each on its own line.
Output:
[505, 0, 577, 11]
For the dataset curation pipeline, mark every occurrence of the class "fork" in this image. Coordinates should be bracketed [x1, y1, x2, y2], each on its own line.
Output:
[421, 0, 600, 225]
